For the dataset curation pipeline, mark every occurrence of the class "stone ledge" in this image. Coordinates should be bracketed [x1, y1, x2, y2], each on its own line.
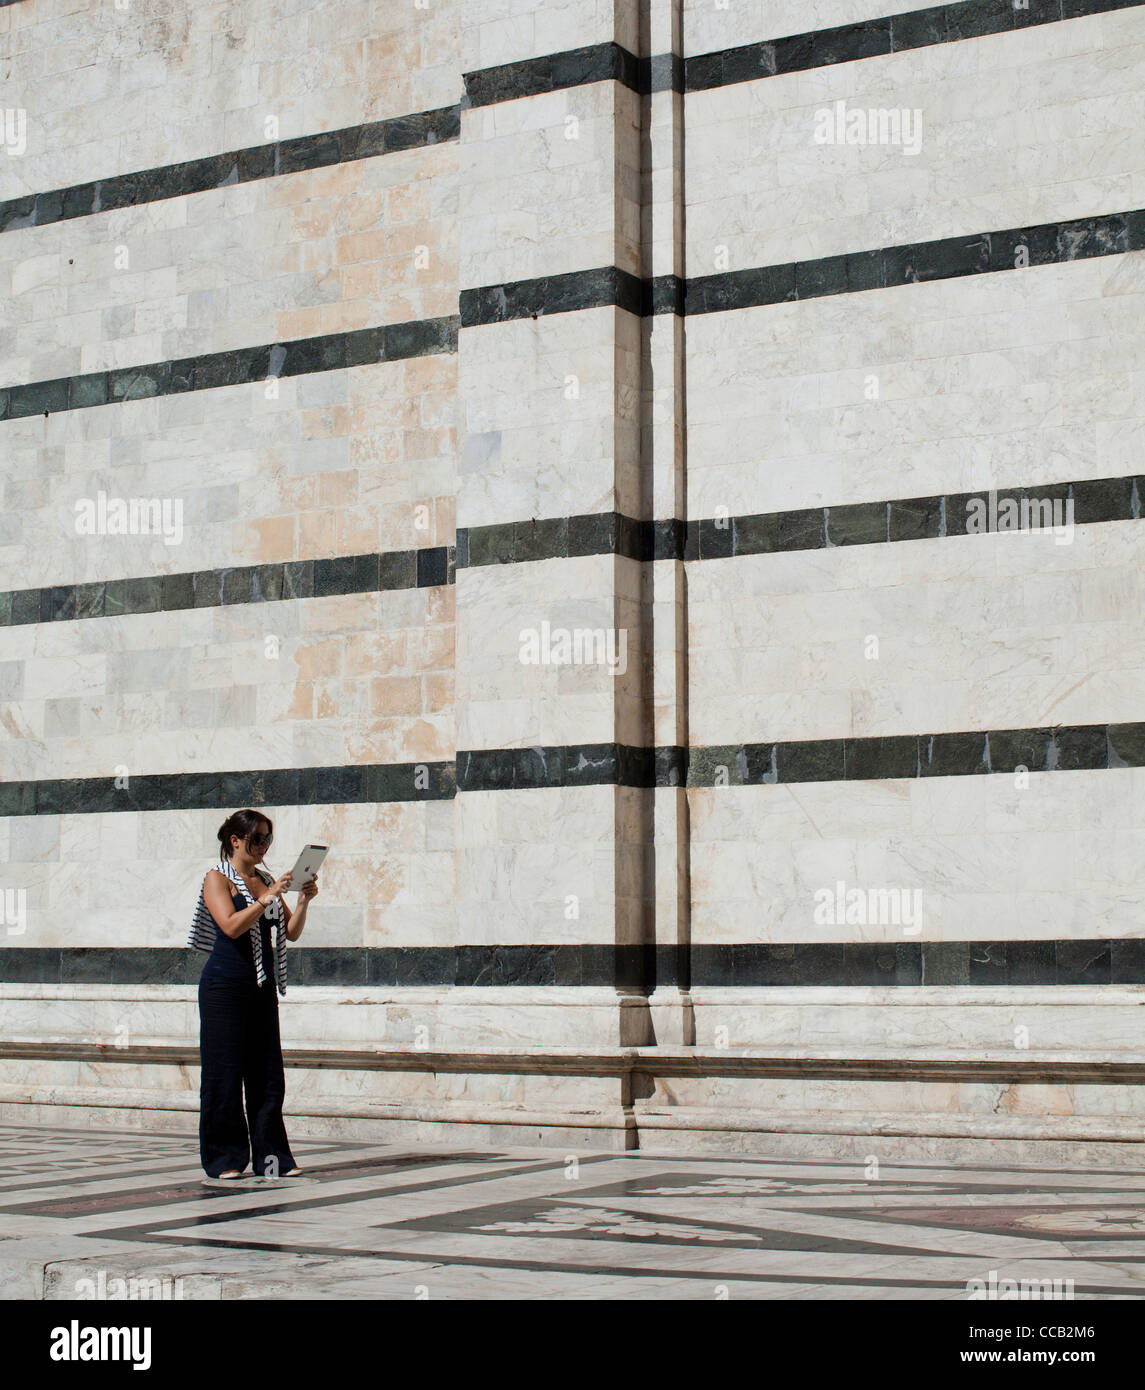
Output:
[8, 1038, 1145, 1082]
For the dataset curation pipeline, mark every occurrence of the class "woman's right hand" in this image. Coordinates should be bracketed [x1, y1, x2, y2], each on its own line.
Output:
[261, 873, 293, 903]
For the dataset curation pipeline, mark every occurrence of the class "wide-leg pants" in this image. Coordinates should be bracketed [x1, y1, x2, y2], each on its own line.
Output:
[198, 962, 296, 1178]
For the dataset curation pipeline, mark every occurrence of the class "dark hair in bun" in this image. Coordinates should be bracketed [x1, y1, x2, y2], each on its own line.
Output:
[217, 808, 273, 859]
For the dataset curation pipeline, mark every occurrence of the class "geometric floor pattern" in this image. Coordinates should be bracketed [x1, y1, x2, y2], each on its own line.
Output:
[2, 1123, 1144, 1298]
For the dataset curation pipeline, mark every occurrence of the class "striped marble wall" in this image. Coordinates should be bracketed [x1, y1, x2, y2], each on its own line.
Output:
[2, 0, 1144, 1161]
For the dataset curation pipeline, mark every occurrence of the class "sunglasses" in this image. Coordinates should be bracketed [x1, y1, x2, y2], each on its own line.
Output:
[248, 832, 273, 849]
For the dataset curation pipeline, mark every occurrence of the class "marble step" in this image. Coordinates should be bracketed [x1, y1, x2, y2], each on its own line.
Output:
[6, 1080, 1145, 1160]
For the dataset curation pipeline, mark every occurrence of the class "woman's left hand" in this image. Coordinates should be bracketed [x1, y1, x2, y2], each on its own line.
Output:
[299, 875, 319, 903]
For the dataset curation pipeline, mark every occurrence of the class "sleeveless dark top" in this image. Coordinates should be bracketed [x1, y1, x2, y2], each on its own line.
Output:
[205, 886, 274, 980]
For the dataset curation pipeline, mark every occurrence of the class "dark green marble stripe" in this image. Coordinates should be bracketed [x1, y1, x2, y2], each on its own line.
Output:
[685, 0, 1145, 92]
[0, 940, 1136, 987]
[0, 107, 460, 235]
[459, 211, 1142, 328]
[4, 547, 453, 628]
[0, 762, 455, 817]
[3, 724, 1144, 820]
[6, 474, 1139, 630]
[0, 315, 457, 422]
[686, 724, 1145, 785]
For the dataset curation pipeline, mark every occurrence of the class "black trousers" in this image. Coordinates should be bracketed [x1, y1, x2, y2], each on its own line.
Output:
[198, 962, 296, 1178]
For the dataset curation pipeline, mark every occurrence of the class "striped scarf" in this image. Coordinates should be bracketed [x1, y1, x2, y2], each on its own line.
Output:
[188, 858, 287, 996]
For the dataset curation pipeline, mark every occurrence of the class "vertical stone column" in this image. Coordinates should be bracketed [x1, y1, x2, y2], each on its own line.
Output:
[641, 0, 694, 1047]
[453, 1, 652, 1079]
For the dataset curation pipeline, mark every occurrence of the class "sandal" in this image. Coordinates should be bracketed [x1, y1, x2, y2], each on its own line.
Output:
[218, 1169, 245, 1179]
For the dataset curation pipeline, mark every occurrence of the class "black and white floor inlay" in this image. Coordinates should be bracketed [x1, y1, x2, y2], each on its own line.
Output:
[2, 1124, 1144, 1298]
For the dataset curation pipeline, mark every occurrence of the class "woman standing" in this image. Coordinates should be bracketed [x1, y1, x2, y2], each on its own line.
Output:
[188, 809, 319, 1179]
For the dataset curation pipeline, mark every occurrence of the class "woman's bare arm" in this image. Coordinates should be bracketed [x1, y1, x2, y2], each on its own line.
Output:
[203, 869, 288, 939]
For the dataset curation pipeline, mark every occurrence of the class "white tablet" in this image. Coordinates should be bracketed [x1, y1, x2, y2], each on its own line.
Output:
[287, 843, 328, 890]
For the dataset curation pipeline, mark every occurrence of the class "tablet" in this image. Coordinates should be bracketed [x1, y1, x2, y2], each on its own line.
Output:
[287, 843, 328, 890]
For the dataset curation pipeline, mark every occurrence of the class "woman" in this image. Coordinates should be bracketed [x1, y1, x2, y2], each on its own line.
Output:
[188, 808, 319, 1179]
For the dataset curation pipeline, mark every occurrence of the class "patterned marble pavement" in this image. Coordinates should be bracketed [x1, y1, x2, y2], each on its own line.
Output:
[1, 1122, 1145, 1299]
